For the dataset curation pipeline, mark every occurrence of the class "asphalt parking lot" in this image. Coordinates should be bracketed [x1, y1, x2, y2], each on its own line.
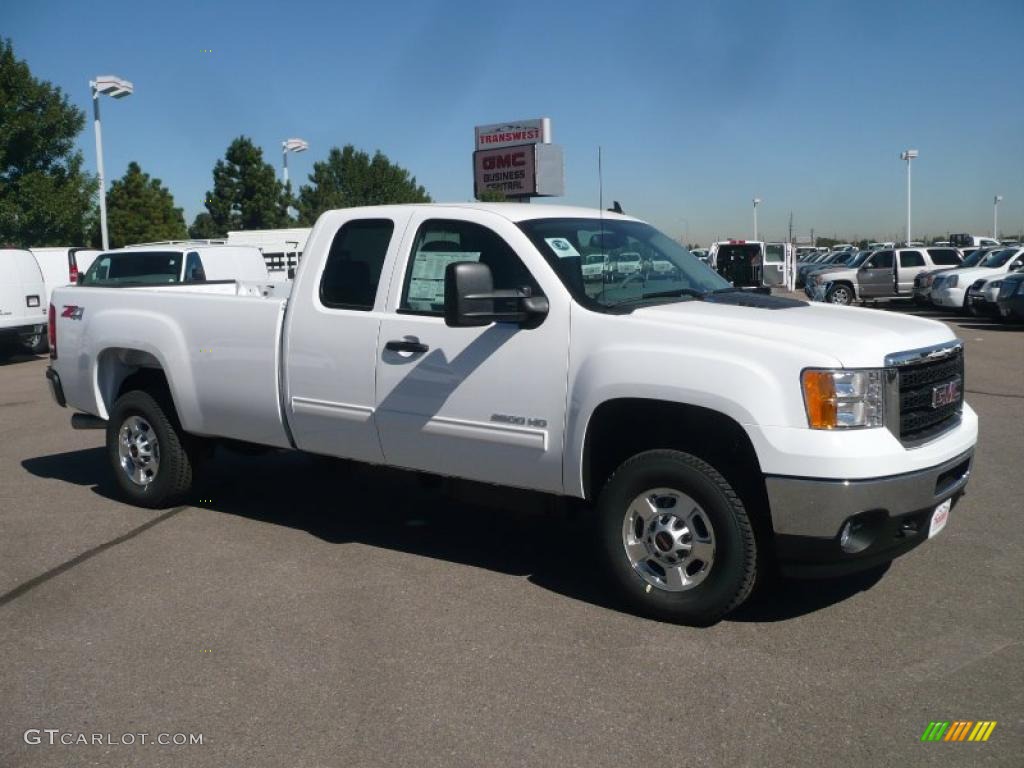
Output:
[1, 303, 1021, 768]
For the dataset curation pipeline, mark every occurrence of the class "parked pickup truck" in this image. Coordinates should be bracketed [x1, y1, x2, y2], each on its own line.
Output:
[45, 204, 977, 624]
[810, 247, 961, 305]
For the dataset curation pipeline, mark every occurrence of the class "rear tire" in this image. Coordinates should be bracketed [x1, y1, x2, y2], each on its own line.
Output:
[22, 331, 48, 355]
[106, 390, 198, 508]
[596, 450, 757, 625]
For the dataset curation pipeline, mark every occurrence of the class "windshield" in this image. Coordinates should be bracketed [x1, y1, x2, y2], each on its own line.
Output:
[80, 251, 183, 286]
[519, 218, 730, 310]
[959, 249, 986, 268]
[848, 251, 872, 268]
[979, 248, 1017, 268]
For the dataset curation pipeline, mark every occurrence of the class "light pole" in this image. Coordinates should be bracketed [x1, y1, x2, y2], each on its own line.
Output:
[752, 198, 762, 240]
[281, 138, 309, 186]
[993, 195, 1003, 240]
[900, 149, 918, 245]
[90, 75, 134, 251]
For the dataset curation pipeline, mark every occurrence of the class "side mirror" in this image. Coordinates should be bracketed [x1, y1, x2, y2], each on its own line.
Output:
[443, 262, 549, 329]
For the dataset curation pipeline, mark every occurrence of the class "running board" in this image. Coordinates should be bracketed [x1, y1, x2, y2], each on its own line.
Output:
[71, 413, 107, 430]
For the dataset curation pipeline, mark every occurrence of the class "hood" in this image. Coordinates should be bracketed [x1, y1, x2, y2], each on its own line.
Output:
[950, 266, 1005, 282]
[633, 298, 955, 369]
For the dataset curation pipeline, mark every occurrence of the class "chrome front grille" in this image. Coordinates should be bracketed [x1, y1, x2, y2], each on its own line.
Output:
[885, 342, 964, 445]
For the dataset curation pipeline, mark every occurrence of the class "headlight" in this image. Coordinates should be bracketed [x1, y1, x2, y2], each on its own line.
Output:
[802, 369, 885, 429]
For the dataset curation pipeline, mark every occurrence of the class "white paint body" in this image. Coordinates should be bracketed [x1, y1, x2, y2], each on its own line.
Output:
[0, 249, 47, 334]
[50, 204, 977, 500]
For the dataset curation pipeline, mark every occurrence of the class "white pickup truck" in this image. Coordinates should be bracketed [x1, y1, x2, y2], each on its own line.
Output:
[45, 204, 977, 624]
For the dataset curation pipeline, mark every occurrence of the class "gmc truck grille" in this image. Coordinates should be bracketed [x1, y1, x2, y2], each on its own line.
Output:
[893, 346, 964, 443]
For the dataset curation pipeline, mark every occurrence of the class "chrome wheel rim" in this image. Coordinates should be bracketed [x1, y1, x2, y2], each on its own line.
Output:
[622, 488, 716, 592]
[830, 287, 850, 304]
[118, 415, 160, 487]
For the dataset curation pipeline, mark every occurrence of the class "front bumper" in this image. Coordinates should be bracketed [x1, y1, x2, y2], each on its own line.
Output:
[931, 287, 965, 308]
[967, 293, 998, 314]
[997, 295, 1024, 320]
[767, 448, 974, 577]
[0, 322, 45, 341]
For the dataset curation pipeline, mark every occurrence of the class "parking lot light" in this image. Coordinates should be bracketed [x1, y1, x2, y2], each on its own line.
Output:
[753, 198, 762, 241]
[281, 138, 309, 186]
[900, 149, 918, 245]
[90, 75, 134, 251]
[994, 195, 1003, 240]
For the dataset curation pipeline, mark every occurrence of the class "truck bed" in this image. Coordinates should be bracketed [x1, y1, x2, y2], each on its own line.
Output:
[52, 285, 292, 448]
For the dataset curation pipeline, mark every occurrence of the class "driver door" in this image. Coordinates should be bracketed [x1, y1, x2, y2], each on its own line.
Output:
[374, 211, 570, 494]
[858, 250, 895, 298]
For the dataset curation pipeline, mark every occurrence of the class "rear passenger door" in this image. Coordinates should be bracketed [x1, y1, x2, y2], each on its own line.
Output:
[284, 213, 411, 462]
[858, 250, 895, 298]
[896, 249, 926, 294]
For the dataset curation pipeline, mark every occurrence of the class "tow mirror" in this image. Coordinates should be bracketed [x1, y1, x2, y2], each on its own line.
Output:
[443, 262, 548, 329]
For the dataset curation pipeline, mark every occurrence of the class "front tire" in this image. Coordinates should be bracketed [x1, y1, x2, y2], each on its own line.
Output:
[826, 284, 853, 305]
[596, 450, 757, 625]
[106, 390, 197, 508]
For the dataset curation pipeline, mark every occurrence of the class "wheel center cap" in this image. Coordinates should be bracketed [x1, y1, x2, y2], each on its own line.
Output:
[654, 531, 674, 552]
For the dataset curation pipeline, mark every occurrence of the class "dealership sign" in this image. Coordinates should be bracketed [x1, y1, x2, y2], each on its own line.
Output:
[474, 118, 551, 151]
[473, 144, 564, 199]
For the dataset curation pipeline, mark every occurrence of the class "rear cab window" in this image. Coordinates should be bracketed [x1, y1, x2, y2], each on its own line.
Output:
[79, 251, 184, 286]
[899, 250, 926, 268]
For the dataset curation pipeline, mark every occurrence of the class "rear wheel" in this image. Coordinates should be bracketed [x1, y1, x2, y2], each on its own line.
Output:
[826, 284, 853, 305]
[596, 450, 757, 625]
[22, 331, 48, 355]
[106, 390, 198, 508]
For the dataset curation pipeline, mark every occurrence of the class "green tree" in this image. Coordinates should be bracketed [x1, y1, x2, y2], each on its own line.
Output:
[203, 136, 288, 234]
[297, 145, 430, 225]
[105, 162, 186, 246]
[0, 38, 97, 245]
[188, 212, 221, 240]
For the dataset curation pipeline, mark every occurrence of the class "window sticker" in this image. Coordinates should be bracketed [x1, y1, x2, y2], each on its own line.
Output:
[544, 237, 580, 258]
[408, 251, 481, 306]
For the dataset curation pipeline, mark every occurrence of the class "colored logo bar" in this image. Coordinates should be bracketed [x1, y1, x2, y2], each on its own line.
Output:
[921, 721, 997, 742]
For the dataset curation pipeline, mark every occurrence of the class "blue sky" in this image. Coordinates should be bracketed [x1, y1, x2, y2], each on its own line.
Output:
[7, 0, 1023, 244]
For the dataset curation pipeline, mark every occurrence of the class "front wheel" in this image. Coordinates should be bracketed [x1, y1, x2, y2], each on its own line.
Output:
[106, 390, 198, 508]
[596, 450, 757, 625]
[826, 284, 853, 305]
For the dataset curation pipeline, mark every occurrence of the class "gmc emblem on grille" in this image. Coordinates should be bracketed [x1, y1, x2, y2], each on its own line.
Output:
[931, 379, 961, 409]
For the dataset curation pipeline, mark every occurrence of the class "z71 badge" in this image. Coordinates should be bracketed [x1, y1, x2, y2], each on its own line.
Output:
[61, 305, 84, 320]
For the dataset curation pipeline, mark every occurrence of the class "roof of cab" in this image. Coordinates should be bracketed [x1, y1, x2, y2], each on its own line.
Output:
[319, 202, 641, 224]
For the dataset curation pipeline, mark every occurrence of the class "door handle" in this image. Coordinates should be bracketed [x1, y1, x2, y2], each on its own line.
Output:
[385, 339, 429, 354]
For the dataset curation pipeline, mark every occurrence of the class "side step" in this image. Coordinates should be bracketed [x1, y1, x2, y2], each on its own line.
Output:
[71, 413, 107, 430]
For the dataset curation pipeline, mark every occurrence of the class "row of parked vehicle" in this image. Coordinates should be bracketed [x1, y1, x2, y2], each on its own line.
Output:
[1, 242, 285, 355]
[797, 241, 1024, 322]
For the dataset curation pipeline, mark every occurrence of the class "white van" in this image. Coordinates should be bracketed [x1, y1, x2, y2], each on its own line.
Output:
[0, 249, 49, 353]
[30, 247, 102, 304]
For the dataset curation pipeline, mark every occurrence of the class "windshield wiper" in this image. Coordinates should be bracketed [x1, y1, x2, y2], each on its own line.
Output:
[607, 287, 708, 308]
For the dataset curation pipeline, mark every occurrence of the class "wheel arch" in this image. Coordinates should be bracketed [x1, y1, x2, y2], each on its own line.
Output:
[580, 398, 772, 536]
[96, 347, 181, 424]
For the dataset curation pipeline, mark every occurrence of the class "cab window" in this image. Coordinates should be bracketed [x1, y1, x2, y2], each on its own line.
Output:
[184, 252, 206, 282]
[319, 219, 395, 310]
[867, 251, 894, 269]
[400, 219, 541, 315]
[899, 250, 925, 268]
